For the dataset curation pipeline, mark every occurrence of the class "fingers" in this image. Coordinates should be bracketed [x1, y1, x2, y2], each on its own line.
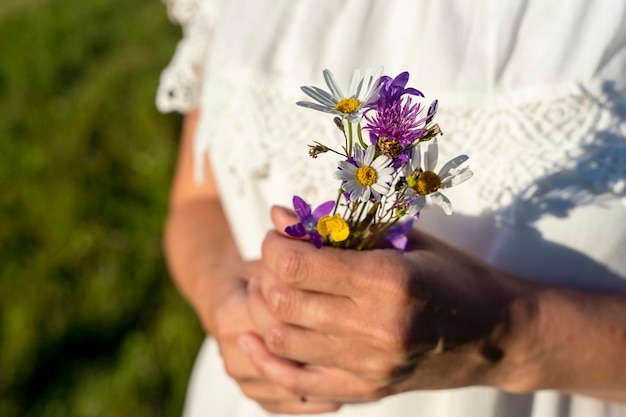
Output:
[227, 343, 342, 414]
[271, 205, 298, 236]
[255, 398, 342, 415]
[253, 272, 357, 333]
[237, 259, 262, 282]
[248, 277, 402, 377]
[239, 333, 384, 402]
[263, 230, 402, 296]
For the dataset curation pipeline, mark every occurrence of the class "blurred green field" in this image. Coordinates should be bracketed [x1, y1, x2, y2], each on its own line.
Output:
[0, 0, 204, 416]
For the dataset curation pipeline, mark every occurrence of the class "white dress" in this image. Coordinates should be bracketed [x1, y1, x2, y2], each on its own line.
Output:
[157, 0, 626, 416]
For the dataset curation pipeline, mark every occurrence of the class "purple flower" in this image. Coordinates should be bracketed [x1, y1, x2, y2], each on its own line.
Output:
[285, 196, 335, 248]
[369, 71, 423, 110]
[365, 97, 428, 148]
[383, 219, 414, 251]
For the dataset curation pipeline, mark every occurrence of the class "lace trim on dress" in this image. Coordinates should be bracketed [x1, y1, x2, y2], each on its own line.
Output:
[156, 0, 219, 113]
[201, 72, 626, 224]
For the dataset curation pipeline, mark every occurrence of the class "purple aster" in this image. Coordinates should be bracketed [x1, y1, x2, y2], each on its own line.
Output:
[284, 196, 334, 249]
[364, 97, 428, 149]
[368, 71, 423, 110]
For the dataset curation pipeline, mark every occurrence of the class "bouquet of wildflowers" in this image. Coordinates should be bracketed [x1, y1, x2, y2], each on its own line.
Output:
[286, 69, 473, 251]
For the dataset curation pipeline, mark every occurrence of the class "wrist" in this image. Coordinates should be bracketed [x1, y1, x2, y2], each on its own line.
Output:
[485, 288, 545, 392]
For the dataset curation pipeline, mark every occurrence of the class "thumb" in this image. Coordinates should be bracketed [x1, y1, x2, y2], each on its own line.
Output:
[270, 205, 298, 236]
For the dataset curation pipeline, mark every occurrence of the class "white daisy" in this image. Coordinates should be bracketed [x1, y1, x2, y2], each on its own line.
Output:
[296, 68, 383, 122]
[335, 145, 394, 202]
[405, 139, 473, 215]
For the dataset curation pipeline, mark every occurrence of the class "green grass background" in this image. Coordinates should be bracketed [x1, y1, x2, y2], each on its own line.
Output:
[0, 0, 205, 415]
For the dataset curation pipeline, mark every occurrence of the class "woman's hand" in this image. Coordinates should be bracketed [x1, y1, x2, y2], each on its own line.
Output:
[241, 207, 540, 402]
[243, 207, 626, 404]
[199, 260, 342, 414]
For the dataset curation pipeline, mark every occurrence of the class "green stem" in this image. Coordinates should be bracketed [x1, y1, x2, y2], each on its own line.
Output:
[357, 123, 368, 149]
[332, 188, 342, 216]
[347, 120, 354, 157]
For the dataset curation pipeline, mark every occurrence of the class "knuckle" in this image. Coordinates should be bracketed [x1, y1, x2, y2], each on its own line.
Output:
[377, 325, 408, 352]
[362, 356, 396, 381]
[276, 250, 303, 284]
[265, 322, 289, 356]
[280, 376, 304, 397]
[266, 284, 297, 320]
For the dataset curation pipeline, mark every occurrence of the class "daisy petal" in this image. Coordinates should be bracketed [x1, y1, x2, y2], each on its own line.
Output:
[323, 69, 344, 100]
[301, 86, 336, 106]
[438, 154, 469, 179]
[424, 139, 439, 171]
[296, 101, 339, 115]
[371, 182, 390, 195]
[363, 145, 376, 165]
[349, 68, 361, 97]
[442, 167, 473, 188]
[430, 192, 453, 215]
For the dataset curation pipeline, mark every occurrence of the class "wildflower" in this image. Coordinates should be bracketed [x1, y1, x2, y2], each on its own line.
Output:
[383, 219, 414, 251]
[405, 139, 473, 215]
[297, 68, 382, 122]
[368, 71, 423, 110]
[365, 97, 428, 152]
[335, 145, 394, 202]
[317, 214, 350, 242]
[285, 196, 335, 248]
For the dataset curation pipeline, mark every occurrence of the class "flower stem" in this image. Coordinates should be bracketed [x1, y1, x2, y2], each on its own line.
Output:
[347, 120, 354, 156]
[357, 123, 368, 149]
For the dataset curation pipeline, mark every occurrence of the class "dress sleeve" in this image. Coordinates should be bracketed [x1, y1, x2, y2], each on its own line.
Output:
[156, 0, 220, 113]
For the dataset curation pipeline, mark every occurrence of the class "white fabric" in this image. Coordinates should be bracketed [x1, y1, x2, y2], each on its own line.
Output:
[157, 0, 626, 416]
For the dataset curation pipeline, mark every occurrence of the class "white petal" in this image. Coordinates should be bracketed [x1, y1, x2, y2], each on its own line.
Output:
[296, 101, 338, 114]
[371, 182, 390, 195]
[429, 192, 452, 215]
[342, 180, 361, 194]
[370, 155, 391, 170]
[338, 160, 358, 173]
[300, 86, 336, 107]
[424, 139, 439, 171]
[408, 196, 426, 215]
[441, 167, 473, 189]
[363, 145, 376, 165]
[354, 185, 370, 202]
[323, 69, 344, 100]
[409, 145, 422, 171]
[349, 69, 362, 98]
[438, 155, 469, 179]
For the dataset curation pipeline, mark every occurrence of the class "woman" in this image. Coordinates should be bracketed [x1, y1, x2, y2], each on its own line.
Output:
[158, 0, 626, 415]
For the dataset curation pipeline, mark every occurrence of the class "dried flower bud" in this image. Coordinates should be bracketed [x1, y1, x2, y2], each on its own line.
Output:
[308, 142, 330, 158]
[422, 123, 442, 141]
[333, 117, 345, 132]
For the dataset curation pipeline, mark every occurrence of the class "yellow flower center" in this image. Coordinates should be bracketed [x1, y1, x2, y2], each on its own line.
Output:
[317, 214, 350, 242]
[356, 166, 377, 186]
[414, 170, 442, 195]
[335, 98, 361, 114]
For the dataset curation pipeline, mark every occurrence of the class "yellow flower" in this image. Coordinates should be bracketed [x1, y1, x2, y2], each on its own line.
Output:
[317, 214, 350, 242]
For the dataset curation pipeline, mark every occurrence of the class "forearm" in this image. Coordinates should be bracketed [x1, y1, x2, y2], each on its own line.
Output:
[401, 230, 626, 399]
[164, 108, 241, 332]
[499, 287, 626, 396]
[164, 198, 240, 329]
